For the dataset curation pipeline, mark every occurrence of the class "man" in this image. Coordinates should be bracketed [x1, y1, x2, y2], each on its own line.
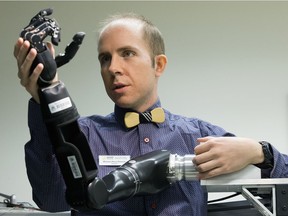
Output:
[14, 13, 287, 215]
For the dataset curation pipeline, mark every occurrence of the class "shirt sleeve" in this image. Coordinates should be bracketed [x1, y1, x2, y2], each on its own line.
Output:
[263, 145, 288, 178]
[197, 118, 235, 137]
[24, 99, 70, 212]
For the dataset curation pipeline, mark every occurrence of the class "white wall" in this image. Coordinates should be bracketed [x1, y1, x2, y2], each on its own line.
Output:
[1, 1, 288, 207]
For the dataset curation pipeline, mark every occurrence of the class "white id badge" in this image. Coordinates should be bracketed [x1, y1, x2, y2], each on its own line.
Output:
[99, 155, 131, 166]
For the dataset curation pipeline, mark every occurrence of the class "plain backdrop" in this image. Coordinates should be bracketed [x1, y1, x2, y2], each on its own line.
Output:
[1, 0, 288, 208]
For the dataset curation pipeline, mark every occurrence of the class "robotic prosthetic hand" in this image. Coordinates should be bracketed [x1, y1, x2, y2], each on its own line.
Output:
[20, 8, 85, 87]
[20, 8, 199, 212]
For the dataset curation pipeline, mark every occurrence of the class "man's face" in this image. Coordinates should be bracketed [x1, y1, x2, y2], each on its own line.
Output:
[98, 20, 160, 112]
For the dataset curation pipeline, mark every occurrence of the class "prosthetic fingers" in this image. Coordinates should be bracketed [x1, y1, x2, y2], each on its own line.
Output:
[20, 8, 85, 87]
[21, 8, 198, 212]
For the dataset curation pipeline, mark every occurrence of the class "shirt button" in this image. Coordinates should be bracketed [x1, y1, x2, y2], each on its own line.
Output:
[144, 137, 150, 143]
[151, 202, 157, 209]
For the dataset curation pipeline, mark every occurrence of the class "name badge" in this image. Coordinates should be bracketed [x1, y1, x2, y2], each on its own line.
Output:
[99, 155, 131, 166]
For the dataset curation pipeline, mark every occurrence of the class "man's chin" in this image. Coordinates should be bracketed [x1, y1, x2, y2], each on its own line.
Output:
[113, 99, 133, 109]
[111, 95, 141, 110]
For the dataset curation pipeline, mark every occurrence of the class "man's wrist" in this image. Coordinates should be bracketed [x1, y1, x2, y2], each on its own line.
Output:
[254, 141, 274, 169]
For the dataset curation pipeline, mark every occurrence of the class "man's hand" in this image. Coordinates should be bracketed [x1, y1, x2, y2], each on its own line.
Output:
[193, 136, 264, 179]
[14, 37, 57, 103]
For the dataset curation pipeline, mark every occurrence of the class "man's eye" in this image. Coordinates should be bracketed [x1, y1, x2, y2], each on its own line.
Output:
[122, 50, 135, 57]
[99, 55, 111, 65]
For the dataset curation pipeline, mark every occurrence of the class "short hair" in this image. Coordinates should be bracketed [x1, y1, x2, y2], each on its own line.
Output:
[98, 13, 165, 57]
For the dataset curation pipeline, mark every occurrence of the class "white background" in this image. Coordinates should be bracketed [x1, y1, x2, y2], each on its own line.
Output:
[0, 1, 288, 207]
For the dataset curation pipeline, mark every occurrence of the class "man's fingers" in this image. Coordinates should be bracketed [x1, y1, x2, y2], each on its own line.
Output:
[193, 151, 214, 165]
[197, 167, 223, 180]
[16, 40, 31, 67]
[20, 63, 43, 87]
[46, 41, 55, 58]
[13, 38, 24, 58]
[197, 136, 213, 143]
[195, 158, 218, 172]
[17, 48, 37, 79]
[194, 140, 213, 155]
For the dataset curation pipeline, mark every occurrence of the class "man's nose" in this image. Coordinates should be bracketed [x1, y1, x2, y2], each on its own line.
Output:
[108, 56, 122, 75]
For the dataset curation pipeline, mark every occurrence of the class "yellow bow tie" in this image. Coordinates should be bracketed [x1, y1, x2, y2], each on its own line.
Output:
[124, 107, 165, 128]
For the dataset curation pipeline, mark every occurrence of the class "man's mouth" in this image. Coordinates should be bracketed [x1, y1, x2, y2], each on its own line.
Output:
[113, 83, 127, 90]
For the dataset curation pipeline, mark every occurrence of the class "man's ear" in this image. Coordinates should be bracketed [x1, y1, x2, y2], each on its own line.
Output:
[154, 54, 167, 77]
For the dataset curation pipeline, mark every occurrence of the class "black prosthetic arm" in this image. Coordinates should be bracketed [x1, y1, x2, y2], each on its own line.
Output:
[87, 150, 172, 209]
[86, 150, 198, 210]
[20, 8, 85, 87]
[38, 82, 98, 211]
